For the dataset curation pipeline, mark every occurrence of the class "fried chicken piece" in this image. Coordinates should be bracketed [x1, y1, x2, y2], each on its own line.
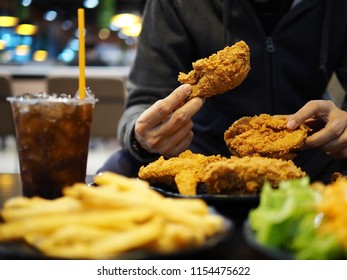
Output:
[202, 156, 306, 195]
[330, 172, 346, 183]
[224, 114, 311, 160]
[178, 40, 250, 99]
[138, 150, 227, 196]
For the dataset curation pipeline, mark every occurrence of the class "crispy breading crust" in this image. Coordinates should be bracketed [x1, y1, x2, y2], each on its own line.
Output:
[202, 156, 306, 195]
[138, 150, 306, 196]
[178, 40, 250, 99]
[224, 114, 311, 160]
[138, 150, 226, 196]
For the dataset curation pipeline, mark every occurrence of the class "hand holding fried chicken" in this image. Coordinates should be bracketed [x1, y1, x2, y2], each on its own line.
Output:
[135, 41, 250, 158]
[287, 100, 347, 158]
[134, 84, 204, 158]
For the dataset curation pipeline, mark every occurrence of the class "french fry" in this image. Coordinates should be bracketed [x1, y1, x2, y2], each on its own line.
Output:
[3, 196, 46, 208]
[94, 171, 150, 191]
[1, 196, 82, 221]
[201, 215, 225, 237]
[148, 222, 204, 253]
[162, 198, 209, 215]
[24, 224, 115, 247]
[35, 217, 163, 259]
[0, 172, 225, 259]
[0, 208, 154, 241]
[90, 217, 163, 258]
[69, 184, 151, 209]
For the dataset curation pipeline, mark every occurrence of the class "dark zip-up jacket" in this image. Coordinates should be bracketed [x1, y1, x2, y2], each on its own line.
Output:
[117, 0, 347, 182]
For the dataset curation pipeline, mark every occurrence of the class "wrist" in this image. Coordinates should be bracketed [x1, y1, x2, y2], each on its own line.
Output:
[130, 130, 159, 161]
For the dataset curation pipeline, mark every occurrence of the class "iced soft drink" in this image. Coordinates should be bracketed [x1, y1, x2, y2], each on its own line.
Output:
[8, 93, 96, 199]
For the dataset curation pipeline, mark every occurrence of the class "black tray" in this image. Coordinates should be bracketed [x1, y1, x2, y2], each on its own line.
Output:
[151, 185, 259, 223]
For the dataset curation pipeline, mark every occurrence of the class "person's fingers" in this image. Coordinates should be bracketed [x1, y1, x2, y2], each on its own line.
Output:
[273, 114, 290, 119]
[161, 131, 194, 158]
[320, 138, 341, 154]
[287, 100, 333, 129]
[325, 147, 347, 159]
[137, 84, 192, 128]
[150, 97, 202, 155]
[166, 132, 194, 157]
[146, 119, 194, 156]
[304, 117, 346, 148]
[134, 84, 192, 153]
[159, 97, 203, 135]
[304, 103, 347, 149]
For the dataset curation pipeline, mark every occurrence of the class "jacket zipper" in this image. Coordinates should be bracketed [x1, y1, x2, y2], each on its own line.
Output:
[265, 37, 275, 53]
[265, 36, 275, 112]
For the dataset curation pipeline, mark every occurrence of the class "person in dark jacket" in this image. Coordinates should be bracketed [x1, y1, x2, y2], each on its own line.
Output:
[98, 0, 347, 183]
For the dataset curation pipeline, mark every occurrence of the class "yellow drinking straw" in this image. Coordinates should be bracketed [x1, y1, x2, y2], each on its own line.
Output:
[78, 8, 86, 99]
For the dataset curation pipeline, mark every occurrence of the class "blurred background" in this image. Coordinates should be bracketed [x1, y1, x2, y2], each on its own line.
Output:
[0, 0, 146, 66]
[0, 0, 345, 175]
[0, 1, 148, 175]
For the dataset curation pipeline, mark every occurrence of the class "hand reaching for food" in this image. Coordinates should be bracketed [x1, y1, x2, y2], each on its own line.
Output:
[287, 100, 347, 158]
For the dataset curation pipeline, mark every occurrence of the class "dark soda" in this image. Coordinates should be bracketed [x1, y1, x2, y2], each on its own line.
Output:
[8, 94, 96, 199]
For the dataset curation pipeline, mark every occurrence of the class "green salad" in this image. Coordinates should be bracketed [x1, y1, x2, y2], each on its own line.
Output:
[248, 177, 344, 259]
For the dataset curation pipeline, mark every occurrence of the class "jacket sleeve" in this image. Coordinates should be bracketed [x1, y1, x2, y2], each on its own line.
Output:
[117, 0, 196, 161]
[336, 27, 347, 110]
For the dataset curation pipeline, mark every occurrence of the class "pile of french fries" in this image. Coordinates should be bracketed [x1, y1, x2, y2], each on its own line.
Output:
[0, 172, 225, 259]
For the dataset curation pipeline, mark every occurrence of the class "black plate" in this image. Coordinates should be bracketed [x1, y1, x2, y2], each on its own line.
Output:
[151, 185, 259, 222]
[0, 210, 233, 260]
[242, 220, 293, 260]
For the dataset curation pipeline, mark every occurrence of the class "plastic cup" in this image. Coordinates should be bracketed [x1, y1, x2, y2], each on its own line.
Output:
[7, 93, 97, 199]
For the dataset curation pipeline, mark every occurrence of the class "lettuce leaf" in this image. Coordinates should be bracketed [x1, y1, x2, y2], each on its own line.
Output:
[249, 177, 320, 248]
[291, 212, 342, 259]
[249, 176, 345, 259]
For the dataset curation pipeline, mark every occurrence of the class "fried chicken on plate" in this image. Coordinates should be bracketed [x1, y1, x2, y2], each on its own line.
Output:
[224, 114, 311, 160]
[138, 150, 306, 196]
[178, 40, 250, 99]
[138, 150, 226, 196]
[202, 156, 306, 195]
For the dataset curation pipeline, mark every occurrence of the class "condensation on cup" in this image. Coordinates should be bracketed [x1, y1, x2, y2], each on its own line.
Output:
[7, 91, 97, 199]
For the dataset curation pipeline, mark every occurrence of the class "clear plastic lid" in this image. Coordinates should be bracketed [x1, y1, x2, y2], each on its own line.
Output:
[7, 88, 98, 105]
